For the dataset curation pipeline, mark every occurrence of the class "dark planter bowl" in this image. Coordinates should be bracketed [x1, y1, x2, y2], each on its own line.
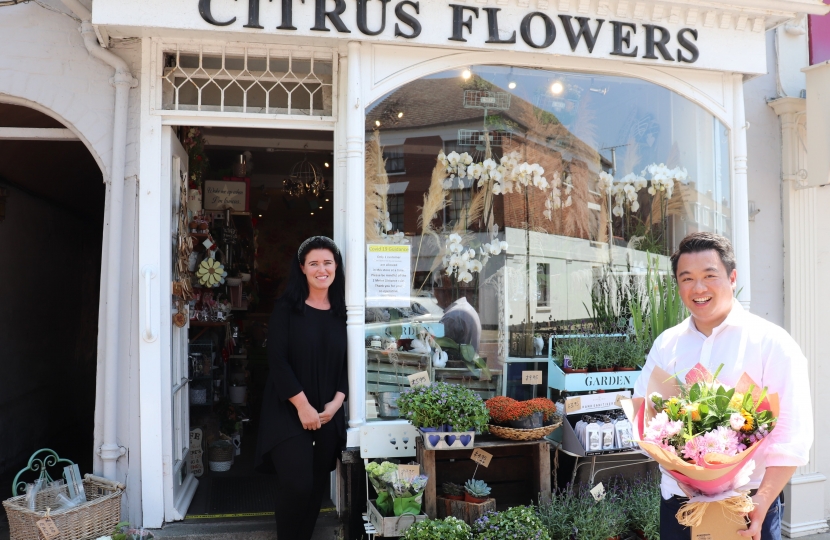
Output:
[507, 411, 544, 429]
[595, 367, 615, 372]
[618, 366, 637, 371]
[563, 367, 588, 374]
[443, 494, 464, 501]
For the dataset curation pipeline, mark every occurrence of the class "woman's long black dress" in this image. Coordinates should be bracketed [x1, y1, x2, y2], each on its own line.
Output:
[256, 300, 348, 539]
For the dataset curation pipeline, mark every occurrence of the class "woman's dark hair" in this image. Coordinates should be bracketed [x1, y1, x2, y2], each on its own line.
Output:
[670, 232, 736, 278]
[280, 236, 346, 318]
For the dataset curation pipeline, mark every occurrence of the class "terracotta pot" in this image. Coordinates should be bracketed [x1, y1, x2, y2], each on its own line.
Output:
[443, 494, 464, 501]
[618, 366, 637, 371]
[464, 493, 489, 504]
[596, 368, 615, 372]
[563, 368, 588, 374]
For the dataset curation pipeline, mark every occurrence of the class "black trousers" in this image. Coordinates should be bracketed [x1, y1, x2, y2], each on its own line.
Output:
[269, 423, 340, 540]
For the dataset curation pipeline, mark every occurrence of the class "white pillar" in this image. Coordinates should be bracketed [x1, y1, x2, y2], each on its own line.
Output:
[344, 41, 366, 441]
[769, 96, 828, 537]
[732, 74, 751, 310]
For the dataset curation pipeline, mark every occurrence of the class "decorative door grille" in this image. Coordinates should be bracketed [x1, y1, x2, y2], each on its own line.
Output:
[160, 44, 335, 117]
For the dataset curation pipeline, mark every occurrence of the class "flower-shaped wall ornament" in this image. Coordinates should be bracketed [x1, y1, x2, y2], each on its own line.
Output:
[196, 258, 228, 287]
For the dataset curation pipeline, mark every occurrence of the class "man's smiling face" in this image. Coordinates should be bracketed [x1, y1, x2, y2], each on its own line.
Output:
[675, 249, 737, 336]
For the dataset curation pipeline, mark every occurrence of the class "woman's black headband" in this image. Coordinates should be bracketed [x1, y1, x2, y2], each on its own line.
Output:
[298, 236, 340, 263]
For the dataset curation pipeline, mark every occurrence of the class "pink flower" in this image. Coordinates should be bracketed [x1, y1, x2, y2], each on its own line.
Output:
[682, 436, 704, 464]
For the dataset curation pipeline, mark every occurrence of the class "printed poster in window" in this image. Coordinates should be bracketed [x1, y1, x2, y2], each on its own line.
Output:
[366, 244, 410, 308]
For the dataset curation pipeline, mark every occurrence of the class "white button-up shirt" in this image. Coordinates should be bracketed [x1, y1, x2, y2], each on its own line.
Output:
[633, 300, 813, 499]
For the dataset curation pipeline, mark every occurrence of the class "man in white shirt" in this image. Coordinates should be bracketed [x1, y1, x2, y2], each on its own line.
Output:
[633, 232, 812, 540]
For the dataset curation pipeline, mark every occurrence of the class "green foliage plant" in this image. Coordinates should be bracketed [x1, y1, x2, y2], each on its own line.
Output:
[442, 481, 464, 497]
[626, 474, 661, 540]
[472, 506, 550, 540]
[396, 382, 489, 432]
[402, 517, 472, 540]
[556, 338, 591, 370]
[536, 483, 627, 540]
[620, 339, 647, 369]
[644, 254, 687, 346]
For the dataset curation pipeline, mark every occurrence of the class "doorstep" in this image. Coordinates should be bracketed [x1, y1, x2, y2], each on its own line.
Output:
[151, 509, 341, 540]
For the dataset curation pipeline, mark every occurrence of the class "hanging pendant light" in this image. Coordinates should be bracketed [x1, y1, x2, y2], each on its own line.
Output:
[284, 149, 326, 198]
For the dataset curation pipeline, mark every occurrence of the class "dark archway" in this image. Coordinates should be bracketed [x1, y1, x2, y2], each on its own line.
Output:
[0, 103, 104, 498]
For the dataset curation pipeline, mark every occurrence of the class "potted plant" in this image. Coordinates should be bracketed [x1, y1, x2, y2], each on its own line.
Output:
[590, 338, 617, 372]
[471, 506, 551, 540]
[484, 397, 543, 428]
[618, 339, 645, 371]
[463, 479, 491, 503]
[399, 383, 488, 449]
[442, 481, 465, 501]
[526, 397, 559, 426]
[402, 516, 473, 540]
[558, 339, 589, 373]
[625, 475, 660, 539]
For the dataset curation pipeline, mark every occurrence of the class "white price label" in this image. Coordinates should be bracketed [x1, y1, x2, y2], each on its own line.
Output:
[398, 465, 421, 481]
[590, 483, 606, 501]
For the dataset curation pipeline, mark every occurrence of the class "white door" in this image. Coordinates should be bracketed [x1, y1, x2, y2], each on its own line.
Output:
[162, 127, 198, 520]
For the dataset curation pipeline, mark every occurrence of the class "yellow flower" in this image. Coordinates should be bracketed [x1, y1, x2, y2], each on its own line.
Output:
[740, 409, 755, 433]
[729, 392, 745, 411]
[685, 403, 701, 422]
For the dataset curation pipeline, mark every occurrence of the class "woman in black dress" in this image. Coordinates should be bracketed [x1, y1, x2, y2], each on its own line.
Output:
[256, 236, 348, 539]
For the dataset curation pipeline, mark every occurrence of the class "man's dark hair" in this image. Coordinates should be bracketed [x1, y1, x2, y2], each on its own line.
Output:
[670, 232, 736, 278]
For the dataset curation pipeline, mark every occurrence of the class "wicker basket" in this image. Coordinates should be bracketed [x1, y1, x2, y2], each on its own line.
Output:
[2, 475, 123, 540]
[488, 418, 563, 441]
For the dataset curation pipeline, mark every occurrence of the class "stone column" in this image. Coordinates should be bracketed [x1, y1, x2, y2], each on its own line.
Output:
[345, 41, 366, 438]
[732, 74, 752, 310]
[769, 96, 828, 537]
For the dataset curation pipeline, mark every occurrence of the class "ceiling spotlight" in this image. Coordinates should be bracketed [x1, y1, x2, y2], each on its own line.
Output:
[462, 69, 472, 80]
[551, 81, 564, 95]
[397, 111, 404, 118]
[325, 198, 330, 202]
[319, 206, 323, 209]
[508, 81, 517, 90]
[324, 162, 330, 168]
[375, 120, 381, 127]
[310, 212, 315, 215]
[258, 214, 263, 217]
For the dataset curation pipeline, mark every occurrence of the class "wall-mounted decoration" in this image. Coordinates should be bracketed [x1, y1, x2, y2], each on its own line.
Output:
[197, 258, 227, 287]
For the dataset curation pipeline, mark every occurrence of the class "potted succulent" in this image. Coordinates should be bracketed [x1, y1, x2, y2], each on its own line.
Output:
[402, 516, 472, 540]
[471, 506, 550, 540]
[442, 481, 465, 501]
[463, 479, 491, 504]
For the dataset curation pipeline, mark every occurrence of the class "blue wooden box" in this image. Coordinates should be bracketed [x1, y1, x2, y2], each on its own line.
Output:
[548, 362, 642, 392]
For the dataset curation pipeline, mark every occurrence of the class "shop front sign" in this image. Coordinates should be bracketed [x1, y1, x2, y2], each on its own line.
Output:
[93, 0, 771, 74]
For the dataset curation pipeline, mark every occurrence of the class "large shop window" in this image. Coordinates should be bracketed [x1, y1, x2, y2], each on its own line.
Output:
[362, 66, 731, 412]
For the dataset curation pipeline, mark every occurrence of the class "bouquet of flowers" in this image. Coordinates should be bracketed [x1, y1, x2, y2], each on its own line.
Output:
[386, 471, 429, 516]
[366, 461, 399, 516]
[366, 461, 429, 517]
[623, 363, 779, 535]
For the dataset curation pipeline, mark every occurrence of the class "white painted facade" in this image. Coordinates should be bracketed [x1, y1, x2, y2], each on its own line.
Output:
[1, 0, 830, 534]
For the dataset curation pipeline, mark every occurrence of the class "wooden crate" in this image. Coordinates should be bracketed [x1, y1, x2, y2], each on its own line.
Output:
[434, 366, 501, 400]
[417, 435, 551, 518]
[436, 496, 496, 526]
[367, 499, 427, 537]
[366, 349, 431, 393]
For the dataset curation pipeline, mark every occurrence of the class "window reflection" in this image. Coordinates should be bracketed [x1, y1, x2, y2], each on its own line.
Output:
[363, 65, 731, 409]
